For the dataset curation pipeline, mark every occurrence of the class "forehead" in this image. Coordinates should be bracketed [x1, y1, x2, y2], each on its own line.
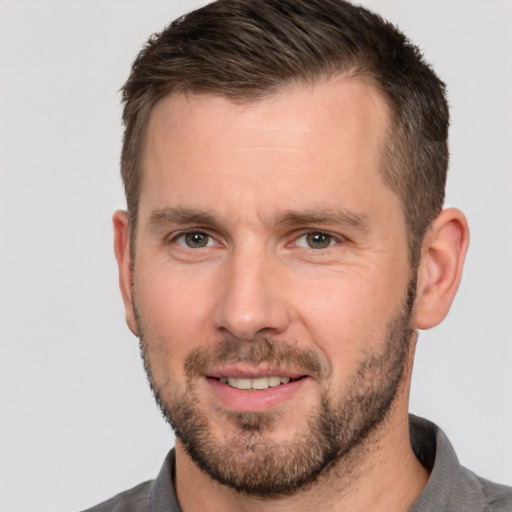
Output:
[140, 77, 395, 224]
[146, 76, 390, 156]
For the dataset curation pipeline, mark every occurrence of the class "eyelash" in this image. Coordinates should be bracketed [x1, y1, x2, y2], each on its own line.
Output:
[294, 231, 340, 250]
[170, 229, 344, 251]
[172, 230, 218, 249]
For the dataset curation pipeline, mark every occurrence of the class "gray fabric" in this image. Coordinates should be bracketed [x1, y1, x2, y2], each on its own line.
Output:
[81, 450, 180, 512]
[82, 415, 512, 511]
[408, 415, 512, 511]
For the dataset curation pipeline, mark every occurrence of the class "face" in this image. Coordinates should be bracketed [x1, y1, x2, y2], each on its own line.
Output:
[126, 78, 416, 496]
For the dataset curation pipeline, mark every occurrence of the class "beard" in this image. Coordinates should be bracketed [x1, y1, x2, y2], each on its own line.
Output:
[136, 280, 416, 498]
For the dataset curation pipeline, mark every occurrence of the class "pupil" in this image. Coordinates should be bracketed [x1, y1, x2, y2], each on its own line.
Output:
[185, 232, 208, 248]
[307, 232, 331, 249]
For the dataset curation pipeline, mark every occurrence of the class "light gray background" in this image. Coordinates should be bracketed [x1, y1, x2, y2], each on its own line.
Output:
[1, 1, 511, 511]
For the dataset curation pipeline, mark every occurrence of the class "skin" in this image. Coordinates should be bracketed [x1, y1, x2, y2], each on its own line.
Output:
[114, 77, 469, 511]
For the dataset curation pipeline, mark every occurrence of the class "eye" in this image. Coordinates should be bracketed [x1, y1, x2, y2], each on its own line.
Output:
[295, 232, 337, 249]
[175, 231, 216, 249]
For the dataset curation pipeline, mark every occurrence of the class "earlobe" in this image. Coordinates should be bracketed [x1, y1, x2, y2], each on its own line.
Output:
[113, 210, 139, 336]
[414, 208, 470, 330]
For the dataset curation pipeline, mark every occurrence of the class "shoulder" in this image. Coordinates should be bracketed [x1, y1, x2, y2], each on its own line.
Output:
[79, 450, 180, 512]
[80, 480, 153, 512]
[456, 466, 512, 511]
[409, 415, 512, 511]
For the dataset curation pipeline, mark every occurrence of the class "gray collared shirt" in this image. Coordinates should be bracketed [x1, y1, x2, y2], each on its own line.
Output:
[82, 415, 512, 511]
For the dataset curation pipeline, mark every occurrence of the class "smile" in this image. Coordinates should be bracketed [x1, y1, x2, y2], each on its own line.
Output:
[206, 373, 309, 411]
[218, 376, 293, 390]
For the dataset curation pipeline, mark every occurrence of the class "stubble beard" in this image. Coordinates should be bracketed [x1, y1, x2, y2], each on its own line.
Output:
[136, 281, 416, 498]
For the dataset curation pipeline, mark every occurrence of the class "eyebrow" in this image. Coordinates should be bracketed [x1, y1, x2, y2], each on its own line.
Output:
[149, 207, 218, 231]
[148, 206, 370, 234]
[275, 209, 370, 233]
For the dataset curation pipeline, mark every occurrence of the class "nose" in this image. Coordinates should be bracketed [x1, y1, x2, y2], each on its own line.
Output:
[212, 248, 291, 341]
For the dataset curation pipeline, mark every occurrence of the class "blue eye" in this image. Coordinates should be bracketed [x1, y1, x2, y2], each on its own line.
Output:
[175, 232, 215, 248]
[296, 232, 336, 249]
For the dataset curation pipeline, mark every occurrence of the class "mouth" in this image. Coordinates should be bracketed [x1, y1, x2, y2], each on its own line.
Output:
[204, 371, 309, 412]
[215, 375, 303, 391]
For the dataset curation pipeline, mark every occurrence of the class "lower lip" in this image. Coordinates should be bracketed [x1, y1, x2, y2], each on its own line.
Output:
[206, 377, 308, 412]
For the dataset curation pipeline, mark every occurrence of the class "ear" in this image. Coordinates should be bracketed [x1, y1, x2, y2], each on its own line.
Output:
[414, 208, 470, 330]
[113, 210, 139, 336]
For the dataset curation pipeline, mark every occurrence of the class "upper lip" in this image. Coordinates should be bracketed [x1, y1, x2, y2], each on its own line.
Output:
[204, 366, 308, 380]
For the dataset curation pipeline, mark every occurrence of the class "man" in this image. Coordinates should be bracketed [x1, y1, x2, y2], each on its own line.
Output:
[85, 0, 512, 510]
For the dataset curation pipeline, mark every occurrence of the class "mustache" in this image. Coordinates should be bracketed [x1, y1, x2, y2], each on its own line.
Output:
[183, 337, 329, 380]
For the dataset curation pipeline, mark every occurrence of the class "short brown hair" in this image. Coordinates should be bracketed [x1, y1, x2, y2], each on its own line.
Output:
[121, 0, 449, 263]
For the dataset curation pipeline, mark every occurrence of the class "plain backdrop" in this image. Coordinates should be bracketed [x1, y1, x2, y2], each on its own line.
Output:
[1, 1, 511, 511]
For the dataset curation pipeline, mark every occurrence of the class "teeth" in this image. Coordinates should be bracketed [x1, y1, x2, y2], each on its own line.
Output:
[219, 376, 293, 390]
[251, 377, 269, 390]
[269, 376, 281, 387]
[234, 377, 251, 390]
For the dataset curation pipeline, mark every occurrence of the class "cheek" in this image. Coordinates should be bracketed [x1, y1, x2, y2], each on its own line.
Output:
[135, 268, 215, 364]
[293, 270, 405, 368]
